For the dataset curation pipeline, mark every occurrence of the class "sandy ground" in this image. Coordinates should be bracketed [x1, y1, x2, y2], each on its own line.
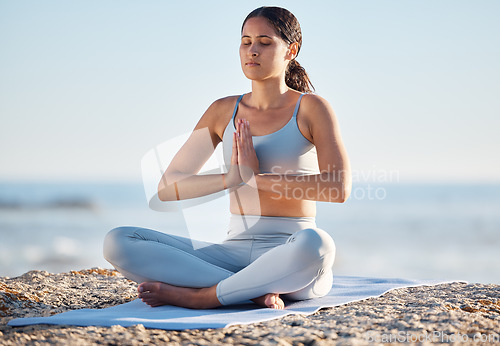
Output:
[1, 268, 499, 345]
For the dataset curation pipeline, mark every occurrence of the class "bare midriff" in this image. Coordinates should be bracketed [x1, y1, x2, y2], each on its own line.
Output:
[228, 185, 316, 217]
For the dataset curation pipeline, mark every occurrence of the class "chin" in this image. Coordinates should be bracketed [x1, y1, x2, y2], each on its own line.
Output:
[242, 71, 260, 80]
[242, 69, 268, 81]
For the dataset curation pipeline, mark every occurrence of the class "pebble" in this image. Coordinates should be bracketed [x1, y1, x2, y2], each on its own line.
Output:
[0, 269, 499, 345]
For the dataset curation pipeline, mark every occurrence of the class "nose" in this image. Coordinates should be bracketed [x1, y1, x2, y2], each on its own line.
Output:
[249, 44, 259, 58]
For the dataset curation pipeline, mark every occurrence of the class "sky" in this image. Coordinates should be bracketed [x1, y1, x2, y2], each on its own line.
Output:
[1, 0, 499, 183]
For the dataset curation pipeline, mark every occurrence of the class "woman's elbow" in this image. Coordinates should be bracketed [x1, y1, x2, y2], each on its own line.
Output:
[158, 188, 168, 202]
[157, 183, 168, 201]
[157, 170, 185, 201]
[331, 175, 352, 203]
[157, 176, 174, 202]
[338, 182, 351, 203]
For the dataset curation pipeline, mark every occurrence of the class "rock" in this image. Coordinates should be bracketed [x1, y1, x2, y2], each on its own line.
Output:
[1, 269, 499, 344]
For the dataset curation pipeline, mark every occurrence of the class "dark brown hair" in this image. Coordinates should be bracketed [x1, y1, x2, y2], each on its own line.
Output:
[242, 6, 314, 93]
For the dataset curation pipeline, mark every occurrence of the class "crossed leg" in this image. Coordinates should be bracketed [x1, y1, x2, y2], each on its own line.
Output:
[104, 226, 335, 309]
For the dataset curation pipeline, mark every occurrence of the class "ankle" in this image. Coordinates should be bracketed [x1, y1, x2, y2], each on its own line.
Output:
[194, 286, 220, 309]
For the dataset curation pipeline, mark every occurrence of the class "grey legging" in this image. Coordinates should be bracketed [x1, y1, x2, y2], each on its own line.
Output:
[103, 214, 336, 305]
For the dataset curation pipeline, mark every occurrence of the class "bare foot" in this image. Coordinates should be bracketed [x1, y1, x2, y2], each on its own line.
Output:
[137, 282, 222, 309]
[252, 293, 285, 309]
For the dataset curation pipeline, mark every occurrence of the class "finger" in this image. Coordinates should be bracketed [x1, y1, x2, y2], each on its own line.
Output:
[236, 131, 243, 157]
[235, 132, 243, 159]
[243, 121, 251, 148]
[236, 118, 240, 133]
[241, 121, 253, 152]
[239, 118, 245, 135]
[244, 120, 252, 145]
[244, 119, 250, 134]
[237, 119, 244, 142]
[240, 120, 246, 144]
[237, 125, 243, 147]
[243, 120, 250, 141]
[231, 132, 238, 164]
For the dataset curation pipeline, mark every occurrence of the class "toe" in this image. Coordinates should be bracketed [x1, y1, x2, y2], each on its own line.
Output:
[138, 290, 150, 299]
[265, 294, 285, 309]
[138, 282, 157, 292]
[265, 294, 280, 309]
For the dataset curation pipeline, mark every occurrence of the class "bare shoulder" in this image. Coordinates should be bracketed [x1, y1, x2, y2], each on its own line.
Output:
[300, 93, 336, 122]
[194, 95, 242, 142]
[297, 93, 339, 141]
[300, 94, 348, 170]
[199, 95, 239, 122]
[210, 95, 241, 113]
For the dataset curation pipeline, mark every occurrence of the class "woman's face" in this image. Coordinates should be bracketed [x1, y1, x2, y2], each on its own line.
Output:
[240, 17, 294, 82]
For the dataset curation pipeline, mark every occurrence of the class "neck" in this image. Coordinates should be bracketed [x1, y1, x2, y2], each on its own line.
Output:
[249, 78, 290, 110]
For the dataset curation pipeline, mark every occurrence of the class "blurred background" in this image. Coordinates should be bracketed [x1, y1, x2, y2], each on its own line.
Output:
[1, 0, 499, 283]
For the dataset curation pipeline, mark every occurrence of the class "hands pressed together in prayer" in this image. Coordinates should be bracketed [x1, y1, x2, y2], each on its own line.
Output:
[226, 118, 260, 188]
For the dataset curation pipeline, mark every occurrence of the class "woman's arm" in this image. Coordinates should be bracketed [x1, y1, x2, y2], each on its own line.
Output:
[158, 97, 242, 201]
[239, 94, 352, 203]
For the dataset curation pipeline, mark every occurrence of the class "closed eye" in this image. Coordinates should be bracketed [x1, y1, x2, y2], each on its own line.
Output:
[241, 42, 271, 46]
[241, 35, 274, 46]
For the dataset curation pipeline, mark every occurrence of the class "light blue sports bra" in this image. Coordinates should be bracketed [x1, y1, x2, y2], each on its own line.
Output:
[222, 93, 320, 175]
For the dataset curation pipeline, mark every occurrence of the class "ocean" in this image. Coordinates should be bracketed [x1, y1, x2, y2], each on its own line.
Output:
[0, 181, 499, 284]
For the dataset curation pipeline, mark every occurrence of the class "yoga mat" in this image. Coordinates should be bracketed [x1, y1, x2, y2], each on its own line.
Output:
[8, 276, 464, 330]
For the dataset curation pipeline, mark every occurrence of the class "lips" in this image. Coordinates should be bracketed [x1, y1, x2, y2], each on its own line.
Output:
[246, 61, 260, 67]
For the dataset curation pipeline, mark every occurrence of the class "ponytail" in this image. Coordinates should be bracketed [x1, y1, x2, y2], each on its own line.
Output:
[286, 59, 314, 93]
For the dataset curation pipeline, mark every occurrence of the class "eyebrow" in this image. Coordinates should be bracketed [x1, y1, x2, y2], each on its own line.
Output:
[241, 35, 273, 39]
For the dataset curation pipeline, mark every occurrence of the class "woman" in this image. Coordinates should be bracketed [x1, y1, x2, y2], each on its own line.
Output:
[104, 6, 351, 310]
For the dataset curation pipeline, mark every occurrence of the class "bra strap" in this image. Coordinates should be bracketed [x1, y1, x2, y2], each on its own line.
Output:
[292, 93, 305, 118]
[232, 94, 244, 120]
